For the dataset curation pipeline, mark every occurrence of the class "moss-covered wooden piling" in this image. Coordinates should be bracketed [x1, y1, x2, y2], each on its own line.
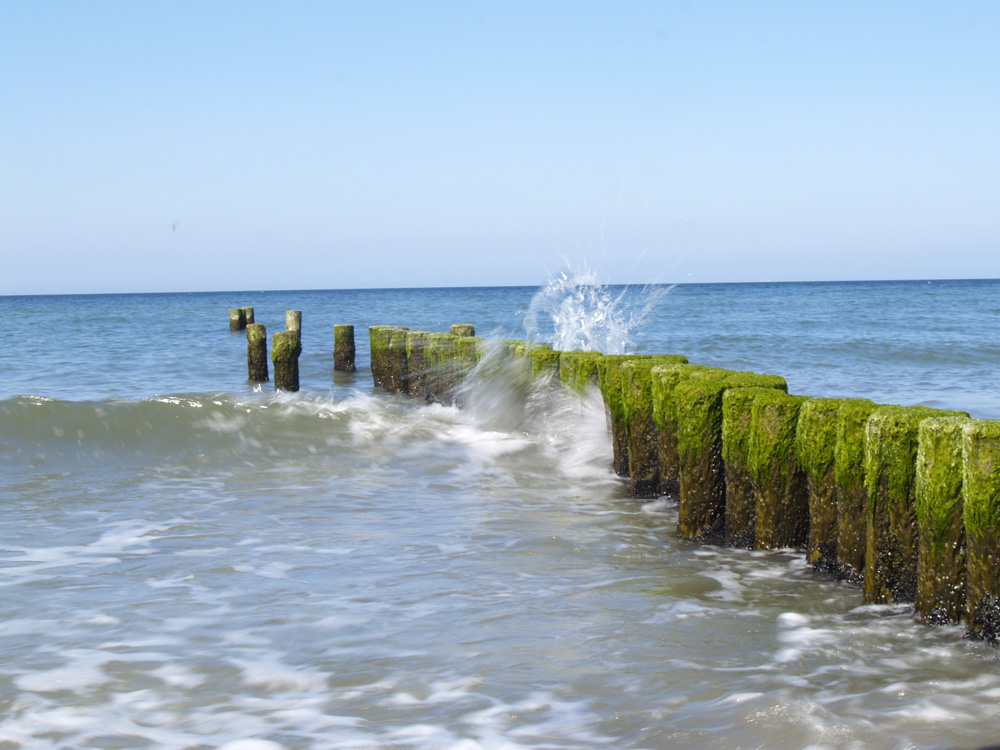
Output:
[334, 324, 356, 372]
[915, 416, 969, 624]
[286, 310, 301, 337]
[621, 357, 694, 498]
[833, 399, 879, 583]
[246, 323, 268, 382]
[864, 405, 967, 605]
[272, 331, 301, 391]
[559, 351, 604, 395]
[750, 391, 810, 550]
[450, 324, 476, 337]
[424, 332, 460, 403]
[369, 326, 408, 390]
[722, 387, 767, 548]
[242, 307, 254, 325]
[796, 399, 843, 570]
[598, 355, 688, 478]
[404, 330, 431, 399]
[963, 420, 1000, 642]
[229, 308, 246, 331]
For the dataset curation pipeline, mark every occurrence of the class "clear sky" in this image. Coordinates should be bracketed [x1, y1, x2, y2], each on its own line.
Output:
[2, 1, 999, 294]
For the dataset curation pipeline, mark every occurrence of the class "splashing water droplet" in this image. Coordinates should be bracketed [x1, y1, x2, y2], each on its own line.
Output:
[522, 269, 670, 354]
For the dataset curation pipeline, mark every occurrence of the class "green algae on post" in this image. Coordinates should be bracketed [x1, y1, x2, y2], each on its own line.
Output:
[864, 405, 967, 605]
[915, 416, 970, 624]
[558, 351, 604, 395]
[383, 327, 410, 394]
[674, 376, 730, 540]
[795, 398, 843, 570]
[271, 330, 302, 391]
[246, 323, 268, 382]
[369, 326, 407, 389]
[333, 324, 356, 372]
[241, 307, 255, 325]
[621, 356, 694, 498]
[450, 324, 476, 337]
[528, 347, 561, 383]
[832, 399, 879, 584]
[749, 390, 810, 550]
[962, 419, 1000, 642]
[598, 354, 688, 478]
[424, 332, 460, 403]
[404, 330, 431, 399]
[722, 387, 770, 548]
[229, 308, 246, 332]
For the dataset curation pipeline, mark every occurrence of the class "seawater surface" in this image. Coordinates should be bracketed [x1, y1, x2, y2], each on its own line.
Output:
[1, 279, 1000, 749]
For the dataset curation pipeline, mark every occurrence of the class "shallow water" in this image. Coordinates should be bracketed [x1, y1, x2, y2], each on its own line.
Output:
[1, 280, 1000, 749]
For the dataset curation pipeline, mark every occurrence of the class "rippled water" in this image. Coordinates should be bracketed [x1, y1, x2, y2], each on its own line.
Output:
[2, 279, 1000, 749]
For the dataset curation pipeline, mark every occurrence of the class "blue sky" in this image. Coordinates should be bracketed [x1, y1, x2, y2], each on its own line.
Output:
[2, 2, 999, 294]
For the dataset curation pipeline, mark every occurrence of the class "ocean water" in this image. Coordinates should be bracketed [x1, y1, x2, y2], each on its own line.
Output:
[1, 278, 1000, 749]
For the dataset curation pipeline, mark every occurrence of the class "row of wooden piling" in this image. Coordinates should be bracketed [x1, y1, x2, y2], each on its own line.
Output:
[229, 308, 357, 391]
[366, 323, 1000, 643]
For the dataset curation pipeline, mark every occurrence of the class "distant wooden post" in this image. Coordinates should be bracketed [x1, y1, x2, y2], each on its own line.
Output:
[286, 310, 301, 337]
[272, 331, 301, 391]
[246, 323, 268, 382]
[451, 324, 475, 337]
[242, 307, 255, 325]
[334, 324, 356, 372]
[229, 308, 246, 331]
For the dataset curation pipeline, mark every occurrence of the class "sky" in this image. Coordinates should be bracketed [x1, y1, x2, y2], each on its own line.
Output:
[2, 1, 1000, 294]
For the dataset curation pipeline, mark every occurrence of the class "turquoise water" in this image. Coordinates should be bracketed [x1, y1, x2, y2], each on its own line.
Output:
[1, 279, 1000, 749]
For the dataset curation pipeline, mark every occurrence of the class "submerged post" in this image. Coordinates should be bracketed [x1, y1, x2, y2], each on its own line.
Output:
[272, 331, 301, 391]
[246, 323, 268, 382]
[334, 324, 356, 372]
[229, 308, 247, 331]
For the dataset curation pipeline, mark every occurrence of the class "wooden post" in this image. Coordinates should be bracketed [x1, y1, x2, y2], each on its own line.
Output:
[246, 323, 268, 382]
[272, 331, 301, 391]
[334, 324, 356, 372]
[229, 308, 246, 331]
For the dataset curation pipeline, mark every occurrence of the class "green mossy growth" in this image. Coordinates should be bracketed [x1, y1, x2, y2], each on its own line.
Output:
[559, 351, 605, 395]
[241, 307, 255, 325]
[622, 359, 688, 497]
[748, 390, 810, 550]
[598, 354, 689, 478]
[722, 387, 773, 548]
[271, 330, 302, 392]
[381, 327, 410, 394]
[962, 419, 1000, 641]
[914, 416, 970, 624]
[832, 398, 879, 584]
[424, 332, 460, 403]
[229, 308, 246, 331]
[864, 405, 967, 605]
[528, 348, 561, 382]
[450, 324, 476, 337]
[368, 325, 403, 388]
[246, 323, 268, 382]
[403, 330, 430, 398]
[796, 398, 843, 570]
[674, 377, 730, 540]
[333, 324, 356, 372]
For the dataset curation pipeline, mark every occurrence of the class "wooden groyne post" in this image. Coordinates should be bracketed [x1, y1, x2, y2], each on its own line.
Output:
[963, 420, 1000, 642]
[272, 331, 301, 391]
[230, 308, 247, 331]
[334, 324, 356, 372]
[246, 323, 268, 382]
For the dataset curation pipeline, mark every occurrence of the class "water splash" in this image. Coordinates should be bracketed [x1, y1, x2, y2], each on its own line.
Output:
[522, 269, 669, 354]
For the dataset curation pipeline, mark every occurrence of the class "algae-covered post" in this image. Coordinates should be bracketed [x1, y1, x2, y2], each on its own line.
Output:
[229, 308, 246, 331]
[286, 310, 302, 337]
[796, 399, 843, 570]
[748, 390, 810, 550]
[864, 405, 967, 605]
[674, 376, 730, 540]
[246, 323, 268, 382]
[333, 324, 356, 372]
[558, 351, 604, 396]
[450, 324, 476, 337]
[833, 399, 879, 583]
[722, 387, 766, 548]
[272, 331, 302, 391]
[242, 307, 255, 325]
[962, 419, 1000, 643]
[404, 330, 430, 399]
[915, 416, 969, 624]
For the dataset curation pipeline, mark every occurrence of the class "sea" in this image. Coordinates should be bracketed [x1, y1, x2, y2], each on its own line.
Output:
[2, 277, 1000, 750]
